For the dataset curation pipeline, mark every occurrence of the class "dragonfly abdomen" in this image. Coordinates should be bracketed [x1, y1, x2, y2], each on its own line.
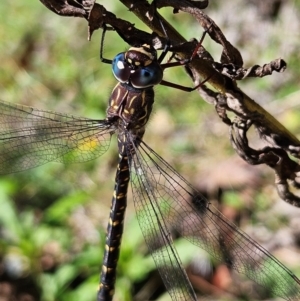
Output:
[98, 151, 130, 301]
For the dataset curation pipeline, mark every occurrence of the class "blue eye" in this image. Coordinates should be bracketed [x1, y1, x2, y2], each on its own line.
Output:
[112, 53, 131, 83]
[111, 53, 163, 88]
[130, 64, 163, 88]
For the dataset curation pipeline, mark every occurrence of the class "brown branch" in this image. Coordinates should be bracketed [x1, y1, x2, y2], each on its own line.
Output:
[39, 0, 92, 18]
[117, 0, 300, 152]
[39, 0, 300, 205]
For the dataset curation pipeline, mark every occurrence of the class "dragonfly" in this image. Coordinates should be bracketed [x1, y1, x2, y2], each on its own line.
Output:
[0, 26, 300, 301]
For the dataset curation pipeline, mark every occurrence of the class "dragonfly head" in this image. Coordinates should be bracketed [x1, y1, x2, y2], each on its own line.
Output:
[112, 44, 163, 89]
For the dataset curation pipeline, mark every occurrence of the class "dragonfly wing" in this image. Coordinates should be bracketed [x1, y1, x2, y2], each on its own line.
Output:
[130, 139, 300, 301]
[128, 139, 197, 301]
[0, 100, 115, 174]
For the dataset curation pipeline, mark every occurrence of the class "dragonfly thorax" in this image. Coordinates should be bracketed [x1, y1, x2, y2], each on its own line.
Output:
[107, 82, 154, 131]
[112, 44, 163, 89]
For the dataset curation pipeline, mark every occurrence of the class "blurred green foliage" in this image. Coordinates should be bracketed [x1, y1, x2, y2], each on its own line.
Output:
[0, 1, 300, 301]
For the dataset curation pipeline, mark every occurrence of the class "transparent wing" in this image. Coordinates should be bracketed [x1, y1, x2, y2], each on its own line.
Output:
[0, 100, 115, 174]
[129, 140, 197, 301]
[129, 138, 300, 301]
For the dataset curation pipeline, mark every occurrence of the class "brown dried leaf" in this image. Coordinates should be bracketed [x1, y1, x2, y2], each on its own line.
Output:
[213, 59, 287, 80]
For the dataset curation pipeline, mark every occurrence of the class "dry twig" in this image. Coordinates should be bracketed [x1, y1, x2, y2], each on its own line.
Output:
[39, 0, 300, 206]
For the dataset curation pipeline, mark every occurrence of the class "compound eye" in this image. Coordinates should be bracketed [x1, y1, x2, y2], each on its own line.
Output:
[130, 64, 163, 88]
[111, 53, 131, 83]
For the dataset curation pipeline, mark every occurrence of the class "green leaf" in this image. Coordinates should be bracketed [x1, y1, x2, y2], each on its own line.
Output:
[45, 192, 89, 223]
